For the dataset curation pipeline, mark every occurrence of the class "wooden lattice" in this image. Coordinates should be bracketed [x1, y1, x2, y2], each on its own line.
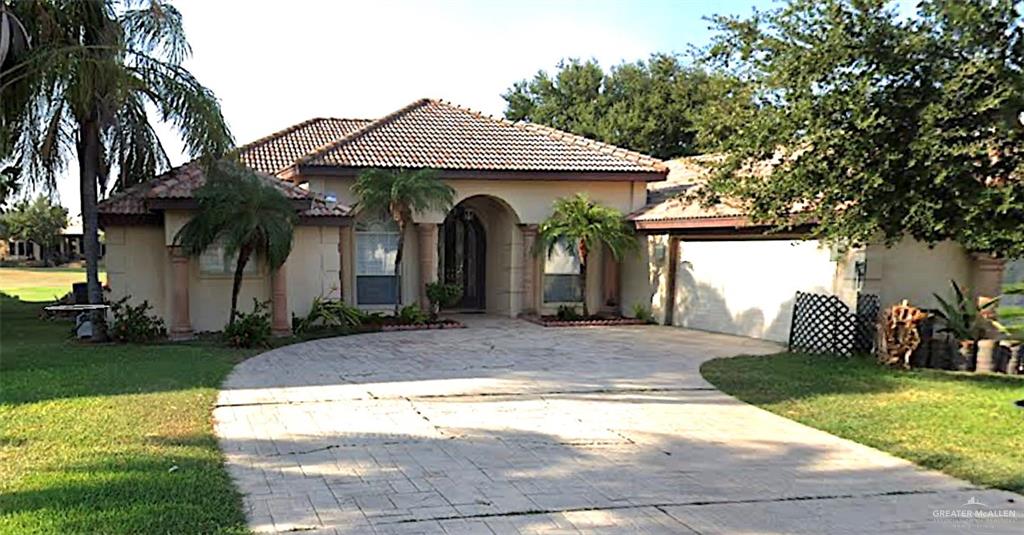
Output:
[788, 291, 879, 356]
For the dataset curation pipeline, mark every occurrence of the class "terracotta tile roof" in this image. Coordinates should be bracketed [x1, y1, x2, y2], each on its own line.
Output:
[98, 164, 351, 219]
[628, 155, 749, 224]
[235, 117, 372, 175]
[296, 99, 667, 174]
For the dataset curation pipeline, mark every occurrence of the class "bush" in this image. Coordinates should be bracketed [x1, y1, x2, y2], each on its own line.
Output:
[556, 304, 582, 321]
[293, 295, 365, 334]
[425, 282, 463, 314]
[224, 299, 271, 348]
[397, 304, 428, 325]
[109, 296, 166, 343]
[632, 303, 654, 323]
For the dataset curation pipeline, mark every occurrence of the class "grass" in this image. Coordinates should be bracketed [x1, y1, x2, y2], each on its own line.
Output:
[0, 267, 106, 302]
[702, 352, 1024, 494]
[0, 293, 256, 534]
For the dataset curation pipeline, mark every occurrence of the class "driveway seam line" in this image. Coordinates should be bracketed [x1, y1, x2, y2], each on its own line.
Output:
[379, 486, 981, 526]
[215, 386, 719, 408]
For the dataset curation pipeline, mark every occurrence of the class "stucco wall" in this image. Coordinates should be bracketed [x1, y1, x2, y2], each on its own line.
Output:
[305, 176, 643, 224]
[863, 239, 972, 310]
[105, 225, 168, 320]
[286, 226, 342, 320]
[620, 234, 672, 323]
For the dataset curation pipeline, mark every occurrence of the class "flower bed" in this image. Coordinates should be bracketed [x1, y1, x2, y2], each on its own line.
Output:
[521, 315, 648, 327]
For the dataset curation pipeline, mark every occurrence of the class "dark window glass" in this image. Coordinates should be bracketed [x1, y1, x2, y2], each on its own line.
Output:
[543, 274, 582, 303]
[357, 275, 399, 305]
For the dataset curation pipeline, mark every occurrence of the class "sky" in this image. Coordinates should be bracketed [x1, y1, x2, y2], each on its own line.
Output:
[51, 0, 778, 216]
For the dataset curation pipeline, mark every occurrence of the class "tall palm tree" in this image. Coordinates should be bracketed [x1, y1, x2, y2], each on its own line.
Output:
[537, 193, 637, 317]
[352, 168, 455, 315]
[1, 1, 232, 340]
[175, 160, 295, 326]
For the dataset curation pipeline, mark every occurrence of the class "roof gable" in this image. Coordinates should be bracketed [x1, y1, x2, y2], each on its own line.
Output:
[296, 99, 666, 175]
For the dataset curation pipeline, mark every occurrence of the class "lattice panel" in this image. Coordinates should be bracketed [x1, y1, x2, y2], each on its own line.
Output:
[788, 291, 878, 356]
[854, 293, 880, 353]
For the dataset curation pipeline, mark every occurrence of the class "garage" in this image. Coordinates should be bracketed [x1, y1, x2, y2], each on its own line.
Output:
[667, 239, 839, 342]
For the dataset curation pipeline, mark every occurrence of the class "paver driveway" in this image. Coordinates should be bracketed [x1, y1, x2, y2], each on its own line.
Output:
[215, 317, 1021, 534]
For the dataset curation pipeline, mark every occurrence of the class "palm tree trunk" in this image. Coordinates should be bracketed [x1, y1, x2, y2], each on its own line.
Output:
[393, 220, 406, 316]
[229, 245, 253, 326]
[77, 115, 107, 342]
[579, 257, 588, 318]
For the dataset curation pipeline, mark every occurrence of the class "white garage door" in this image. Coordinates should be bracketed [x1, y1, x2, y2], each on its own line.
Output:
[672, 240, 838, 342]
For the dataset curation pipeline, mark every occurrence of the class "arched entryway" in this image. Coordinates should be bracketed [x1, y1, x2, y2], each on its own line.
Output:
[438, 195, 521, 315]
[441, 205, 486, 310]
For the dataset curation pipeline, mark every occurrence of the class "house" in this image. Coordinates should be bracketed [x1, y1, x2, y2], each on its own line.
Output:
[98, 97, 1012, 342]
[98, 99, 664, 338]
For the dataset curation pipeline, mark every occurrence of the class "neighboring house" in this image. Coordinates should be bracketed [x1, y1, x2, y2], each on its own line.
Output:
[622, 157, 1010, 342]
[0, 216, 104, 263]
[97, 97, 1014, 342]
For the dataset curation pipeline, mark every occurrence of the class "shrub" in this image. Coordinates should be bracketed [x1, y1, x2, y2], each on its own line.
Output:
[397, 304, 428, 325]
[425, 282, 462, 314]
[632, 303, 654, 323]
[109, 296, 166, 343]
[293, 295, 365, 334]
[224, 299, 272, 348]
[556, 304, 581, 321]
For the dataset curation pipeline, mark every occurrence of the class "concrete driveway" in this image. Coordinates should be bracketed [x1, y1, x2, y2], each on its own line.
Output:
[214, 317, 1021, 534]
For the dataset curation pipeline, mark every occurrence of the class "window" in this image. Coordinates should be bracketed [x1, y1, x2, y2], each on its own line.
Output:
[356, 216, 400, 305]
[199, 239, 259, 275]
[543, 240, 582, 303]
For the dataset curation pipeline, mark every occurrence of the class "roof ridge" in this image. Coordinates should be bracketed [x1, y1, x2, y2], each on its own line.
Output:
[296, 98, 433, 166]
[513, 120, 667, 172]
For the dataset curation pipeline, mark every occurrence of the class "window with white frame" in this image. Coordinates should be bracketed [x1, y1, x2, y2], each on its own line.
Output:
[199, 238, 259, 275]
[355, 215, 400, 305]
[543, 240, 582, 303]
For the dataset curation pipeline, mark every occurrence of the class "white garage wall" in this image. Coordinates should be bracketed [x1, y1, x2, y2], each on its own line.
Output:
[672, 240, 837, 342]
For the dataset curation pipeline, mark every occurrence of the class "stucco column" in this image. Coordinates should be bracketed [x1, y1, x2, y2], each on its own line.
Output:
[417, 223, 440, 309]
[168, 246, 193, 341]
[271, 263, 290, 337]
[520, 224, 539, 315]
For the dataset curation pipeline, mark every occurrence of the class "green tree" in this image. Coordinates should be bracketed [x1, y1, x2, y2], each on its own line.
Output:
[1, 195, 68, 265]
[174, 160, 295, 327]
[503, 54, 725, 159]
[1, 1, 232, 339]
[352, 168, 455, 315]
[536, 194, 636, 317]
[697, 0, 1024, 258]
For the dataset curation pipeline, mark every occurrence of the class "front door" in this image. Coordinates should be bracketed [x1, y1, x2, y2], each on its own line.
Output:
[441, 206, 486, 310]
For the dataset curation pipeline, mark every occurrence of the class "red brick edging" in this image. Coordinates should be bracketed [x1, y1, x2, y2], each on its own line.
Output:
[378, 321, 466, 332]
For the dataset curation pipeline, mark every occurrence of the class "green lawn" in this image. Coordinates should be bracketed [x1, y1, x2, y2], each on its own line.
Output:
[0, 267, 106, 302]
[702, 353, 1024, 494]
[0, 294, 254, 533]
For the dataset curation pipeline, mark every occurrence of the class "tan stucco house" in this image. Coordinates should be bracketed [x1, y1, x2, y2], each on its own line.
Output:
[98, 98, 1012, 342]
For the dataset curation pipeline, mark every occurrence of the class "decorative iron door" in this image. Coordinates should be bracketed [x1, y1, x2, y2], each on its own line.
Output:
[441, 206, 486, 310]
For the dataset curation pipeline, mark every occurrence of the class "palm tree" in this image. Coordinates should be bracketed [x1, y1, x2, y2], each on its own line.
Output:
[175, 160, 295, 326]
[1, 1, 232, 340]
[352, 168, 455, 315]
[537, 193, 637, 317]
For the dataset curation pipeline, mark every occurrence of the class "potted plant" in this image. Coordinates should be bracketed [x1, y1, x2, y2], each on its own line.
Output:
[932, 280, 999, 371]
[425, 282, 462, 318]
[994, 283, 1024, 374]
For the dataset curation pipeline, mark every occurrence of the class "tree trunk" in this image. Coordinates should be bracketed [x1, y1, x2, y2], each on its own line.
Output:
[579, 258, 588, 318]
[77, 116, 107, 342]
[229, 245, 253, 326]
[393, 220, 405, 316]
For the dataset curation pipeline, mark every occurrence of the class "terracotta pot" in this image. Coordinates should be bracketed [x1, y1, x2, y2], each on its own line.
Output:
[976, 340, 998, 373]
